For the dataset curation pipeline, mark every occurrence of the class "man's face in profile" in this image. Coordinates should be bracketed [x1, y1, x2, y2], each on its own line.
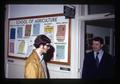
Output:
[42, 43, 51, 53]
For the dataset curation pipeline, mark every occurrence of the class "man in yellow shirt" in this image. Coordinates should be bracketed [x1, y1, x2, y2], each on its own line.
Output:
[24, 34, 51, 79]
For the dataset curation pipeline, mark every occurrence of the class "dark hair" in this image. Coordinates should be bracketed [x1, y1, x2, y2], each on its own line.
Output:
[34, 34, 51, 48]
[43, 45, 55, 62]
[92, 37, 104, 44]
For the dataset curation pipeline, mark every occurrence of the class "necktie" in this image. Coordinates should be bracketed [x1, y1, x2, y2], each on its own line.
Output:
[96, 52, 99, 67]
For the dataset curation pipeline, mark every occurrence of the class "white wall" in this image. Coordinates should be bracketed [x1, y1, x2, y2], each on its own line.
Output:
[86, 25, 110, 37]
[8, 5, 63, 18]
[5, 5, 80, 78]
[7, 58, 25, 78]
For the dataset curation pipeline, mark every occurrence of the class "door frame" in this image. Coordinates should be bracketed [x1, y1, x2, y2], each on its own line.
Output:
[78, 13, 115, 78]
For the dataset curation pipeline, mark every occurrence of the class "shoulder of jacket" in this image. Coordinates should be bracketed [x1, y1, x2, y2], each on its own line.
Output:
[86, 51, 93, 55]
[25, 54, 36, 64]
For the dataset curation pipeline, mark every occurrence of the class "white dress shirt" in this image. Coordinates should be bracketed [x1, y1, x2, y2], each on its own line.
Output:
[94, 49, 104, 63]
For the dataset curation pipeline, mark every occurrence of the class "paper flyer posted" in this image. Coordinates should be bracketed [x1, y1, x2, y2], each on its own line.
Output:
[9, 42, 14, 53]
[26, 38, 35, 56]
[17, 27, 23, 38]
[33, 23, 40, 35]
[56, 25, 66, 41]
[44, 25, 54, 42]
[17, 40, 25, 54]
[25, 25, 31, 37]
[10, 28, 16, 39]
[56, 45, 65, 59]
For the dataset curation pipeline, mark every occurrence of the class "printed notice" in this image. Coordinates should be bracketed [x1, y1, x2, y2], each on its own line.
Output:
[44, 25, 54, 42]
[17, 40, 25, 54]
[10, 28, 16, 39]
[25, 25, 31, 37]
[56, 25, 66, 42]
[17, 27, 23, 38]
[9, 42, 14, 53]
[56, 45, 65, 59]
[33, 24, 40, 35]
[26, 38, 35, 56]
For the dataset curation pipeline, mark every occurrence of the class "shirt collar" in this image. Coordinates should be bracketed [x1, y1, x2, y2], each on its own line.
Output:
[94, 49, 104, 56]
[35, 49, 44, 62]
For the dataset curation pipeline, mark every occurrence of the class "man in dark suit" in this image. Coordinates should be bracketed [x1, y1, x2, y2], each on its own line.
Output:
[82, 37, 114, 79]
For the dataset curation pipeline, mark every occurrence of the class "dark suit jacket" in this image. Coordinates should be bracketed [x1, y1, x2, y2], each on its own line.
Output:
[82, 51, 114, 79]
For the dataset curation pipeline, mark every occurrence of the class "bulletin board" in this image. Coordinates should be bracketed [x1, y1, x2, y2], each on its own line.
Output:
[8, 13, 71, 65]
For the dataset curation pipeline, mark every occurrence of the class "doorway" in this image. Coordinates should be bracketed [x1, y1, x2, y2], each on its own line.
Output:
[79, 14, 115, 78]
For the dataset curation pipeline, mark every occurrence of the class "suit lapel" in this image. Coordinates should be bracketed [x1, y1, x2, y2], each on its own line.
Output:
[98, 52, 106, 68]
[92, 51, 97, 64]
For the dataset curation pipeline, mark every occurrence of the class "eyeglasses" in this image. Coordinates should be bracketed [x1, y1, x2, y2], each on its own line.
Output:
[45, 44, 51, 48]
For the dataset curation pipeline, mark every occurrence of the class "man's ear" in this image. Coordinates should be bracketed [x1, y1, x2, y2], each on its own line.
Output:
[39, 44, 44, 48]
[101, 44, 104, 48]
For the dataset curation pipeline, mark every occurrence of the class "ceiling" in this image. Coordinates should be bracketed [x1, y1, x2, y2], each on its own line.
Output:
[85, 18, 115, 28]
